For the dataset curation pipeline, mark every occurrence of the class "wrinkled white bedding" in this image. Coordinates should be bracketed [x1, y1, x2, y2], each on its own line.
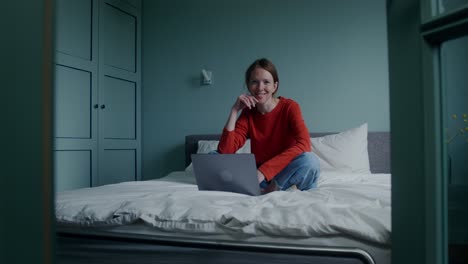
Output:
[56, 171, 391, 246]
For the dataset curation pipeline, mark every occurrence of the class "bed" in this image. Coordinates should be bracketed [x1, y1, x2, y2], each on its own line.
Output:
[56, 123, 391, 264]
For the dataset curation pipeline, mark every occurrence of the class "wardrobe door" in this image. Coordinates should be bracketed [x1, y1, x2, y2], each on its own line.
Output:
[54, 0, 99, 192]
[97, 0, 141, 186]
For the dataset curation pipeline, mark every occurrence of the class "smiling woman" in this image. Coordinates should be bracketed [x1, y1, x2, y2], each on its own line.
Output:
[218, 58, 321, 193]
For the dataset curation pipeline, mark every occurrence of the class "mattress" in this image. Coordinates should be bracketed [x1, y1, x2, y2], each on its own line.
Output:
[56, 170, 391, 263]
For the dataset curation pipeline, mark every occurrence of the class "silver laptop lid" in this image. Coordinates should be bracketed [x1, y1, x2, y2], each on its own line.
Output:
[191, 154, 261, 196]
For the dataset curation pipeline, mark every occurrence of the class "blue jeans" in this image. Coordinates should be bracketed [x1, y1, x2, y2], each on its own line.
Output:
[260, 152, 320, 191]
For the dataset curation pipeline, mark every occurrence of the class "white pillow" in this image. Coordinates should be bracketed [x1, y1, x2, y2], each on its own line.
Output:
[185, 139, 251, 174]
[311, 123, 370, 174]
[197, 139, 251, 154]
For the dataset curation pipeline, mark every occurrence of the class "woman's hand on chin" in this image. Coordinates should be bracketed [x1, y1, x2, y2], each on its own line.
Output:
[232, 94, 258, 112]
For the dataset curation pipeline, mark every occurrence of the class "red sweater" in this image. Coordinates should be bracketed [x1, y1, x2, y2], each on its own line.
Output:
[218, 97, 311, 181]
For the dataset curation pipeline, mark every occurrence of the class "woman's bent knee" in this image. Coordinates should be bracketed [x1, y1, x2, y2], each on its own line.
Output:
[294, 152, 320, 190]
[296, 152, 320, 171]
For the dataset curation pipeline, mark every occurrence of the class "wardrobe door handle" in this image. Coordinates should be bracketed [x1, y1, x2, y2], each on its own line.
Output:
[100, 104, 106, 109]
[93, 104, 99, 109]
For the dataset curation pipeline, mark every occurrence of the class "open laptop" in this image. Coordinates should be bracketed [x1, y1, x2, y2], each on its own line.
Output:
[191, 153, 261, 196]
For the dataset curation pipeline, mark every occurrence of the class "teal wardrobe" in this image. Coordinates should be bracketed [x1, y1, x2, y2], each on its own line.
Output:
[54, 0, 142, 191]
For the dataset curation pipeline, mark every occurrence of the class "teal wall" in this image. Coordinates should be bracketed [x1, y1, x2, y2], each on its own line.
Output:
[142, 0, 389, 178]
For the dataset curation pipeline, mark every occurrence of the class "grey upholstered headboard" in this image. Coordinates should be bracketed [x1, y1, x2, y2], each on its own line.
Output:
[185, 132, 391, 174]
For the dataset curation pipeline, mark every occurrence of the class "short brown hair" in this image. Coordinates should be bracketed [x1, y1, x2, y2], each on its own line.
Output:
[245, 58, 279, 93]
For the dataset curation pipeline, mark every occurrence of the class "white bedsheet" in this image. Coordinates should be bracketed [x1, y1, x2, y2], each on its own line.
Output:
[56, 171, 391, 246]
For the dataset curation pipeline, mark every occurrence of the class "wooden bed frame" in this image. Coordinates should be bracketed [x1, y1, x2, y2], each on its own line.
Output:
[56, 132, 391, 264]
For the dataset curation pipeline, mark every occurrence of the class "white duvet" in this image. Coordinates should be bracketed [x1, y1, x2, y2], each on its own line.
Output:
[55, 171, 391, 246]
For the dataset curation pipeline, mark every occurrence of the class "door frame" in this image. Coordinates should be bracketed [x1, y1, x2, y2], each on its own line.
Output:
[388, 1, 468, 263]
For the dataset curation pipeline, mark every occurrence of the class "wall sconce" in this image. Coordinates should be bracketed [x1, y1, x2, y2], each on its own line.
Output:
[201, 69, 213, 85]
